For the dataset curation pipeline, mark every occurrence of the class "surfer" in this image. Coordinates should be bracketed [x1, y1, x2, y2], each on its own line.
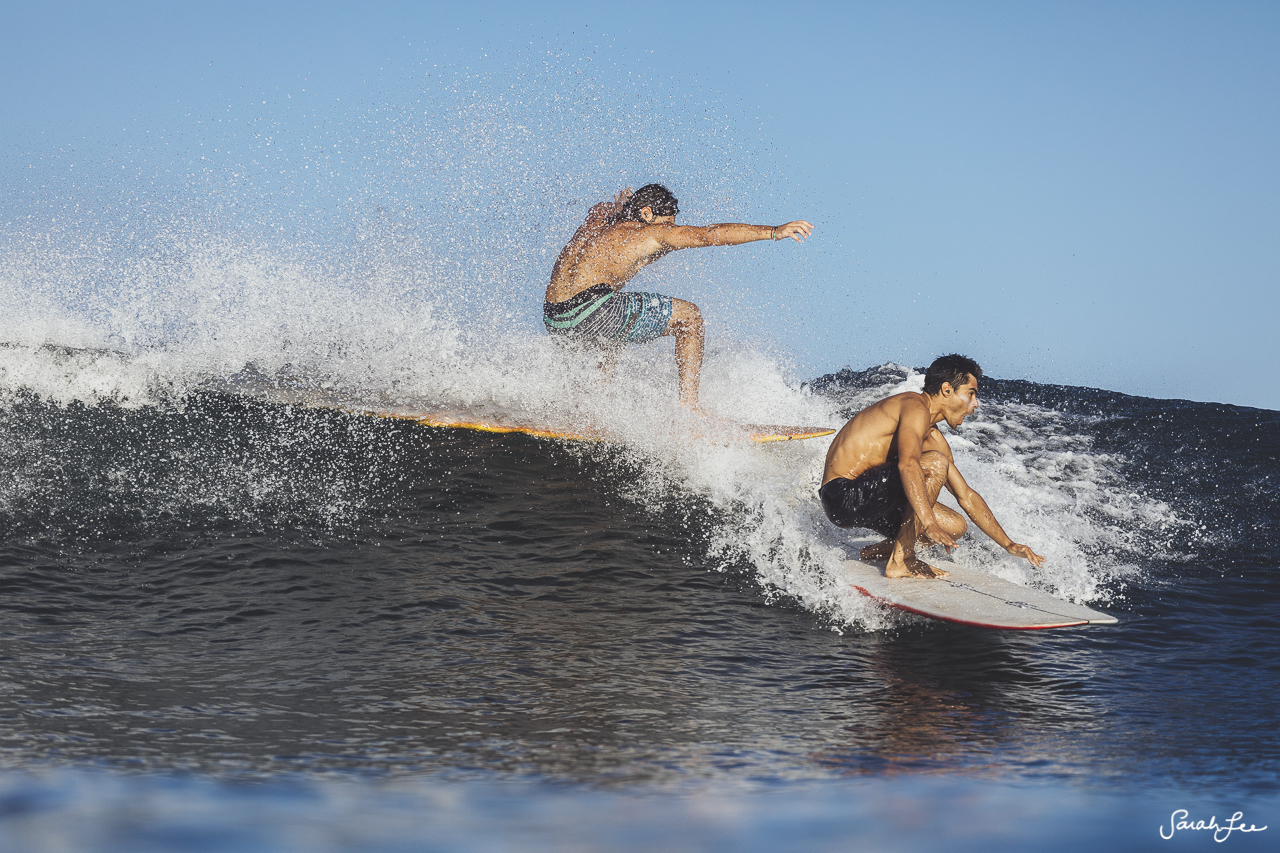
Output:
[819, 354, 1046, 579]
[544, 185, 813, 411]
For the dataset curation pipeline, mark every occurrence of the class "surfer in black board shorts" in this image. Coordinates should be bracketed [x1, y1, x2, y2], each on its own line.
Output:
[819, 354, 1046, 579]
[544, 185, 813, 412]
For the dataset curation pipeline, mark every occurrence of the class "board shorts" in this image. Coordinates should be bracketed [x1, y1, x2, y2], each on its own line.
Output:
[543, 283, 674, 347]
[818, 463, 909, 539]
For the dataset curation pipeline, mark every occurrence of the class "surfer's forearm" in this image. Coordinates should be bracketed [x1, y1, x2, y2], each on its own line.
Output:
[963, 496, 1045, 565]
[697, 223, 776, 245]
[959, 492, 1013, 549]
[660, 220, 812, 250]
[701, 220, 813, 244]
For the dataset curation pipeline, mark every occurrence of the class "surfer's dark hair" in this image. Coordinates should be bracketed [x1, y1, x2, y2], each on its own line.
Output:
[620, 184, 679, 221]
[923, 354, 982, 395]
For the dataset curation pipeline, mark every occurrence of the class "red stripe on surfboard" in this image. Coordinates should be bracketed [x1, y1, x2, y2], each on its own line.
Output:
[851, 584, 1089, 631]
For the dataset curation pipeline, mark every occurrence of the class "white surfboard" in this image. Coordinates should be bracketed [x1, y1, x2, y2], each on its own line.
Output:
[837, 558, 1118, 630]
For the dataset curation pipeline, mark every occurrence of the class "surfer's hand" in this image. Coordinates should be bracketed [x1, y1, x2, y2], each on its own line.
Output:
[615, 187, 633, 204]
[923, 523, 957, 552]
[773, 220, 814, 242]
[1007, 543, 1046, 568]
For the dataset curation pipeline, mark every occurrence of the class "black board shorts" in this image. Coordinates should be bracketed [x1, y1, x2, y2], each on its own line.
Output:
[818, 463, 908, 539]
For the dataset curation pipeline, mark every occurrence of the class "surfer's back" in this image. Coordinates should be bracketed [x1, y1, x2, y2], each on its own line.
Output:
[546, 215, 665, 303]
[822, 392, 931, 485]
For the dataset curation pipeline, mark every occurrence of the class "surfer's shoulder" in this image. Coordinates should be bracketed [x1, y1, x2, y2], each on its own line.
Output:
[596, 219, 669, 252]
[884, 393, 934, 438]
[878, 391, 928, 416]
[596, 218, 646, 237]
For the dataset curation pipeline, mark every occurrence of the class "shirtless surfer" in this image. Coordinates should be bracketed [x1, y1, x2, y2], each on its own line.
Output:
[819, 354, 1046, 578]
[544, 184, 812, 411]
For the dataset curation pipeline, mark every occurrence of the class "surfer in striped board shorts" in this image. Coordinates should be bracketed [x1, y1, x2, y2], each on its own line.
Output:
[819, 354, 1046, 579]
[544, 184, 812, 412]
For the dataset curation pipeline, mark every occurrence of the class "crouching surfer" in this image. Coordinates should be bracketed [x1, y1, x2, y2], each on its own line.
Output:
[544, 184, 812, 412]
[819, 354, 1046, 578]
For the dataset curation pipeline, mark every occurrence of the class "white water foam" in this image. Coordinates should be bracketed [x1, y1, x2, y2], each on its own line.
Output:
[607, 362, 1185, 632]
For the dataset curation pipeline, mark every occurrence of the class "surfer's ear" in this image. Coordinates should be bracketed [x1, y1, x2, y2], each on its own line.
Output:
[639, 206, 654, 223]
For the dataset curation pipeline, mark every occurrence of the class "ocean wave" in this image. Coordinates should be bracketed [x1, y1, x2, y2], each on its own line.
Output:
[0, 227, 1191, 632]
[0, 317, 1186, 634]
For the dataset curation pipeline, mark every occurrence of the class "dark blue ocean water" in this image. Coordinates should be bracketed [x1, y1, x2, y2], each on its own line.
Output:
[0, 344, 1276, 850]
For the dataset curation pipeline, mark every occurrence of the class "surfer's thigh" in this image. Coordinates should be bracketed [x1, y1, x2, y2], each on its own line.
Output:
[663, 298, 703, 336]
[818, 466, 907, 537]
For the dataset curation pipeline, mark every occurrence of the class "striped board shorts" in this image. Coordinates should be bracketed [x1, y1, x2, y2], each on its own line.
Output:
[543, 283, 674, 346]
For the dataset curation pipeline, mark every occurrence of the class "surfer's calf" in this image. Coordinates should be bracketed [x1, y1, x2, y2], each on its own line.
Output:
[819, 354, 1045, 579]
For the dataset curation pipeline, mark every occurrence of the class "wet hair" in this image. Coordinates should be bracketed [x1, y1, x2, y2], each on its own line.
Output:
[619, 183, 680, 221]
[923, 354, 983, 395]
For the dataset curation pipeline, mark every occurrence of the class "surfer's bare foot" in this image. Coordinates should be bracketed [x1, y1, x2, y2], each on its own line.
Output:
[859, 540, 894, 561]
[885, 555, 950, 579]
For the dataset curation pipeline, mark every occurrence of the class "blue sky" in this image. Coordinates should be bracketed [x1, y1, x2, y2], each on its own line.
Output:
[3, 1, 1277, 408]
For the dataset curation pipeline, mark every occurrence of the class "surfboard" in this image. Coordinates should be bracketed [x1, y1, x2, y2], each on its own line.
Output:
[217, 372, 835, 444]
[330, 402, 832, 443]
[837, 557, 1118, 630]
[337, 402, 609, 442]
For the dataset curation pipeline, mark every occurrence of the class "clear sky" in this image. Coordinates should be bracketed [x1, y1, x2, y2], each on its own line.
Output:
[3, 1, 1277, 409]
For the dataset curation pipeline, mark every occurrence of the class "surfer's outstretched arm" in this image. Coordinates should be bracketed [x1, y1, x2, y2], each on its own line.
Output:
[895, 406, 956, 551]
[882, 403, 956, 579]
[947, 466, 1046, 568]
[887, 448, 952, 579]
[653, 220, 813, 250]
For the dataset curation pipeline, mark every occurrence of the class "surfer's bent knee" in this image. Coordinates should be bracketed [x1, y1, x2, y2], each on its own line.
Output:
[666, 299, 702, 335]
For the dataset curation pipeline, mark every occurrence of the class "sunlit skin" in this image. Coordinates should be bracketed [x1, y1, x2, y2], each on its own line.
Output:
[822, 375, 1046, 579]
[547, 188, 813, 412]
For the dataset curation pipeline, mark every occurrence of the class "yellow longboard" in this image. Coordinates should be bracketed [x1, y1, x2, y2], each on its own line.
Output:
[349, 405, 834, 444]
[220, 372, 834, 444]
